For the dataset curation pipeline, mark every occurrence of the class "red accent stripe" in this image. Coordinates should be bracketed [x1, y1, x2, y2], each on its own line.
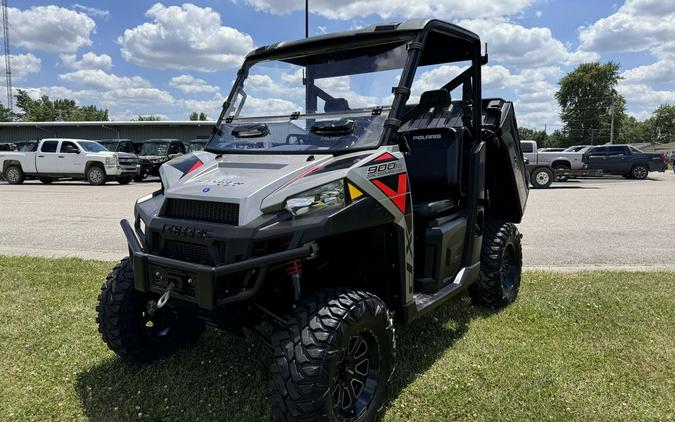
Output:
[187, 160, 203, 174]
[372, 173, 408, 213]
[373, 152, 396, 162]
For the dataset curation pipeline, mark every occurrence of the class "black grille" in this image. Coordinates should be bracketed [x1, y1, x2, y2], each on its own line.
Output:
[164, 199, 239, 225]
[118, 156, 139, 165]
[164, 241, 211, 265]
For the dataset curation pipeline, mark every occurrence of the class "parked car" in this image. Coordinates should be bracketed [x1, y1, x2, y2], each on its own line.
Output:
[583, 145, 668, 179]
[187, 139, 208, 153]
[0, 138, 136, 185]
[98, 139, 141, 180]
[521, 140, 598, 186]
[135, 139, 186, 181]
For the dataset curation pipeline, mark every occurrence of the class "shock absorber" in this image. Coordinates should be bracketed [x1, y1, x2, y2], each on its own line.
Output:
[286, 259, 303, 301]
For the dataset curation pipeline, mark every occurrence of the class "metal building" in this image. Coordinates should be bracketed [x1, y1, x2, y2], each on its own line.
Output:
[0, 120, 216, 143]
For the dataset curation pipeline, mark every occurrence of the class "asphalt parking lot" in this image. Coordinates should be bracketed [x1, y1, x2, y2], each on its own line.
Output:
[1, 172, 674, 269]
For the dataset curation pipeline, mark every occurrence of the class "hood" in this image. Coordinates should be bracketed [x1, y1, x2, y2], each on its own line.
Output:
[159, 152, 335, 224]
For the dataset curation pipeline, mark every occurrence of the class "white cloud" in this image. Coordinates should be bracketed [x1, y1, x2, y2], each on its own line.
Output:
[58, 69, 151, 90]
[118, 3, 254, 72]
[459, 19, 598, 69]
[169, 74, 219, 94]
[0, 54, 41, 81]
[621, 60, 675, 85]
[242, 0, 535, 20]
[72, 4, 110, 20]
[60, 52, 113, 71]
[579, 0, 675, 54]
[7, 6, 96, 53]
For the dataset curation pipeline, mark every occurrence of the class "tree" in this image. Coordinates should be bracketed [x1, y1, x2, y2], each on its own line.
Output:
[555, 62, 625, 146]
[519, 127, 549, 146]
[136, 115, 162, 121]
[648, 104, 675, 143]
[189, 112, 208, 121]
[14, 89, 108, 121]
[0, 102, 11, 122]
[619, 115, 651, 144]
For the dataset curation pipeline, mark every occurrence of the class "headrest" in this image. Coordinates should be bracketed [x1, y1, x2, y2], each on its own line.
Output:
[419, 89, 451, 109]
[324, 98, 350, 112]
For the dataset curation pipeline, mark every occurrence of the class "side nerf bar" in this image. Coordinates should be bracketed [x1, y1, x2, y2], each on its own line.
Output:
[120, 219, 315, 308]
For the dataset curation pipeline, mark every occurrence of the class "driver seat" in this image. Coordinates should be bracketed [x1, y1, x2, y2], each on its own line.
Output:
[400, 89, 462, 220]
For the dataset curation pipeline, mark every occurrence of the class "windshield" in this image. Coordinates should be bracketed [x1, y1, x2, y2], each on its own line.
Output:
[79, 141, 108, 152]
[189, 141, 206, 152]
[140, 142, 169, 156]
[99, 141, 115, 151]
[208, 42, 409, 154]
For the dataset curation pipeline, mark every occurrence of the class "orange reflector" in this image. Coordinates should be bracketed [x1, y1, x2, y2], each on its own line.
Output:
[348, 183, 364, 200]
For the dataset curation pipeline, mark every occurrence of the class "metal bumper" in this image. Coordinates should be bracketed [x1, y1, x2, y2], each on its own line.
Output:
[121, 219, 314, 310]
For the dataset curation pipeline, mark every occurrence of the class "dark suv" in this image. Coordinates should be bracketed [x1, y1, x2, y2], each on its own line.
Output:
[583, 145, 668, 179]
[134, 139, 186, 181]
[98, 139, 141, 181]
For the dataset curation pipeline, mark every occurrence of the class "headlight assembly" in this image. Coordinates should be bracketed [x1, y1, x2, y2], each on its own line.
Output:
[285, 181, 345, 217]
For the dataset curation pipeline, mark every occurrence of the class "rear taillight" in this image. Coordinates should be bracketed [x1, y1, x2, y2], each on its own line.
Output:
[661, 154, 668, 162]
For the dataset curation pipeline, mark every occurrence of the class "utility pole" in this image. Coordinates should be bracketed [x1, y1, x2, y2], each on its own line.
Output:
[2, 0, 12, 114]
[305, 0, 308, 38]
[609, 100, 615, 144]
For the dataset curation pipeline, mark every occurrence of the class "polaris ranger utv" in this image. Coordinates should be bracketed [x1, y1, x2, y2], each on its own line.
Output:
[97, 19, 528, 421]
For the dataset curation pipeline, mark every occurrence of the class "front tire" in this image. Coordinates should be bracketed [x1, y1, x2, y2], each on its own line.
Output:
[87, 165, 106, 185]
[631, 165, 648, 180]
[4, 165, 25, 184]
[553, 164, 570, 182]
[96, 257, 205, 363]
[530, 167, 553, 189]
[469, 219, 523, 308]
[270, 289, 395, 422]
[117, 176, 133, 185]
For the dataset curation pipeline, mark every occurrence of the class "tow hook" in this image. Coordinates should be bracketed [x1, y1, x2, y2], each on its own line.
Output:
[156, 282, 175, 309]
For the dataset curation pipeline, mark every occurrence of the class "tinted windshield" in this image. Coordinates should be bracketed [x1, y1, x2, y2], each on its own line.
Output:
[189, 142, 206, 152]
[99, 142, 115, 151]
[79, 141, 108, 152]
[140, 142, 169, 156]
[208, 42, 409, 154]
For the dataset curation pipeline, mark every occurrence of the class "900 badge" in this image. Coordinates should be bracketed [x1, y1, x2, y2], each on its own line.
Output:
[366, 162, 400, 178]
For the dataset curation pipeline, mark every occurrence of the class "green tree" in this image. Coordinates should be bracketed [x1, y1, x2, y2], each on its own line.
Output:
[0, 102, 11, 121]
[619, 115, 651, 144]
[555, 62, 625, 146]
[519, 127, 549, 146]
[189, 112, 208, 121]
[136, 115, 162, 121]
[648, 104, 675, 143]
[14, 89, 109, 122]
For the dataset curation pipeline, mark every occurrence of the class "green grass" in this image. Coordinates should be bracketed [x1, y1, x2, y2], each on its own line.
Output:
[1, 257, 673, 421]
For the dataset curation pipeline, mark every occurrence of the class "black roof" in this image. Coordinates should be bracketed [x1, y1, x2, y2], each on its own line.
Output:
[245, 19, 481, 65]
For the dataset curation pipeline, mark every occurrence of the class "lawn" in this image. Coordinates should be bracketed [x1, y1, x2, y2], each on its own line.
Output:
[0, 256, 673, 421]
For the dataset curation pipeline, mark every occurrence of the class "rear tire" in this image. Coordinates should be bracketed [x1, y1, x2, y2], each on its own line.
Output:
[4, 165, 25, 184]
[96, 257, 205, 363]
[631, 164, 648, 180]
[87, 165, 106, 185]
[530, 167, 553, 189]
[270, 288, 395, 422]
[469, 219, 522, 308]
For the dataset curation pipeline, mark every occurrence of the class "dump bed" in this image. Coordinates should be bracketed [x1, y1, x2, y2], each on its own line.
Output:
[481, 99, 529, 223]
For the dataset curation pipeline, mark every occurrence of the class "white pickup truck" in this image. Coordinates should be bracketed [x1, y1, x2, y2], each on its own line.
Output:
[0, 138, 139, 185]
[521, 140, 600, 188]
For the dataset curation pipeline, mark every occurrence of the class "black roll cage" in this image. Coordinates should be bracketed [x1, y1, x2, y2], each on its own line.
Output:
[208, 20, 486, 155]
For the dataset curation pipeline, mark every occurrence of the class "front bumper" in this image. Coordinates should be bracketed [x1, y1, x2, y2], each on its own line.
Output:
[106, 164, 141, 176]
[121, 219, 314, 310]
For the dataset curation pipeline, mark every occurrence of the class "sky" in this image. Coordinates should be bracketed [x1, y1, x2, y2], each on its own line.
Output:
[2, 0, 674, 131]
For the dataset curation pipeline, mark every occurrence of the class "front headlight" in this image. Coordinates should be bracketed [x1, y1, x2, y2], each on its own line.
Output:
[285, 181, 345, 217]
[105, 155, 119, 165]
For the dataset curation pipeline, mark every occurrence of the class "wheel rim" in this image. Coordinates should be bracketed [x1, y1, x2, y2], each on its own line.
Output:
[6, 168, 19, 182]
[633, 166, 647, 179]
[500, 243, 521, 291]
[141, 303, 181, 342]
[535, 171, 550, 185]
[332, 332, 380, 420]
[89, 168, 103, 183]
